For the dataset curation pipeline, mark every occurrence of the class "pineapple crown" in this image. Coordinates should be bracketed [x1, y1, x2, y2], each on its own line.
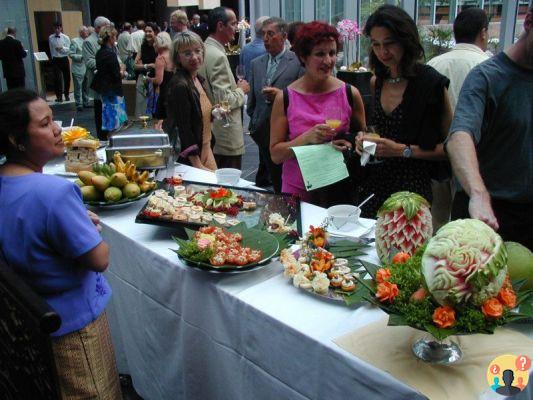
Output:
[377, 191, 430, 220]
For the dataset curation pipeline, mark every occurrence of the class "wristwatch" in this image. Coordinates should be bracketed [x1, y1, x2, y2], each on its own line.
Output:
[402, 145, 412, 158]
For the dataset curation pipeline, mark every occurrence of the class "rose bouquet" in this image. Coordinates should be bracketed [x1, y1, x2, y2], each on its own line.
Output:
[358, 219, 533, 363]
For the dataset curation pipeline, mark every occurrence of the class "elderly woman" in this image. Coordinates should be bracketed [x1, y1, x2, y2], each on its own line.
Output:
[0, 89, 121, 398]
[149, 31, 174, 129]
[91, 26, 127, 134]
[270, 21, 366, 206]
[163, 31, 217, 171]
[134, 22, 158, 117]
[355, 5, 452, 218]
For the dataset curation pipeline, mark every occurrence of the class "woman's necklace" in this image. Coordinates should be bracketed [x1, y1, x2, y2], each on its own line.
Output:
[386, 76, 404, 84]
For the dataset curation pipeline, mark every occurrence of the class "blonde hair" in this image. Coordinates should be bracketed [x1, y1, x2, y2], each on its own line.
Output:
[98, 26, 117, 45]
[155, 31, 172, 50]
[170, 10, 188, 25]
[171, 31, 204, 68]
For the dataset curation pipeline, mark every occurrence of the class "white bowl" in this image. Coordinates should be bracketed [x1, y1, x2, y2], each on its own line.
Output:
[215, 168, 241, 186]
[327, 204, 361, 230]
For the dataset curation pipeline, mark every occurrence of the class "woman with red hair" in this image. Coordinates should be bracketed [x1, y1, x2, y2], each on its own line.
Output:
[270, 21, 366, 206]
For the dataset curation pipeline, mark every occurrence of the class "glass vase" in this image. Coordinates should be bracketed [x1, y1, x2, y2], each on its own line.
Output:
[412, 335, 462, 365]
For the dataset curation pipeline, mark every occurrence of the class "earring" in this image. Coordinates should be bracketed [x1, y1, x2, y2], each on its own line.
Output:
[17, 144, 25, 151]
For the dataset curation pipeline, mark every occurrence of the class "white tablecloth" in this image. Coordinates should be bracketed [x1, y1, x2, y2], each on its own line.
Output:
[43, 161, 532, 400]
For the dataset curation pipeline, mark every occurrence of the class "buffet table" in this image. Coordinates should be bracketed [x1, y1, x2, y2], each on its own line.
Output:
[43, 161, 532, 400]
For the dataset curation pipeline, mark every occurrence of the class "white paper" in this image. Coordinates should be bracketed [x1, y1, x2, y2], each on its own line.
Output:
[360, 141, 377, 166]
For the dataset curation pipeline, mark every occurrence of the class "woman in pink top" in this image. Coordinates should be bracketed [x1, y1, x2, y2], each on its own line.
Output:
[270, 21, 365, 205]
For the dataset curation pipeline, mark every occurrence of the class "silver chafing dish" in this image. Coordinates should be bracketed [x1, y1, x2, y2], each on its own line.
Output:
[105, 119, 172, 169]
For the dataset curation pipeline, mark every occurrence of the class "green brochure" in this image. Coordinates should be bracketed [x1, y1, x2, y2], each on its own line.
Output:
[291, 143, 349, 191]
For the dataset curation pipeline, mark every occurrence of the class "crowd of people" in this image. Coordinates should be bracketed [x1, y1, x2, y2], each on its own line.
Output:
[0, 3, 531, 396]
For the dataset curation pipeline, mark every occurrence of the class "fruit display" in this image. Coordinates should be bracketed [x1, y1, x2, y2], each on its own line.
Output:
[375, 191, 433, 264]
[78, 151, 156, 203]
[421, 219, 508, 306]
[62, 126, 99, 173]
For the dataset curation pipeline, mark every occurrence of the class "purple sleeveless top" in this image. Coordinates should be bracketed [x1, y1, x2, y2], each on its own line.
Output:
[282, 86, 352, 201]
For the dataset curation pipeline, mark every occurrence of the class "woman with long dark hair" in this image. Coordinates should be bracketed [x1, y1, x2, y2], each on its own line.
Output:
[355, 5, 453, 217]
[163, 31, 217, 171]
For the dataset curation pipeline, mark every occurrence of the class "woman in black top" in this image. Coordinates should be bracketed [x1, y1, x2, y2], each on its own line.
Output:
[91, 26, 127, 134]
[134, 22, 158, 117]
[163, 32, 217, 171]
[355, 5, 452, 218]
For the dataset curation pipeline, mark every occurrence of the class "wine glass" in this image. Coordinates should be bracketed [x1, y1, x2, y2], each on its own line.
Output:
[236, 64, 245, 81]
[215, 89, 230, 128]
[324, 106, 342, 133]
[262, 77, 272, 104]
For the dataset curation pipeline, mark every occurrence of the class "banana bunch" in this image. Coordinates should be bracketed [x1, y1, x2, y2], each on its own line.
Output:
[112, 151, 154, 188]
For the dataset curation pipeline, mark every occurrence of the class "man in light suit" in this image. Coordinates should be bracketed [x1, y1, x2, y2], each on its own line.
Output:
[247, 17, 304, 192]
[200, 7, 250, 169]
[0, 26, 27, 89]
[69, 26, 89, 111]
[83, 16, 110, 139]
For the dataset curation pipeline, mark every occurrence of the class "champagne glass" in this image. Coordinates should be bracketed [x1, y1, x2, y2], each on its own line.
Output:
[236, 64, 245, 81]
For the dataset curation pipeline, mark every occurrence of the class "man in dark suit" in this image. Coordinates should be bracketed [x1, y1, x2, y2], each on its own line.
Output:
[0, 27, 27, 89]
[247, 17, 304, 192]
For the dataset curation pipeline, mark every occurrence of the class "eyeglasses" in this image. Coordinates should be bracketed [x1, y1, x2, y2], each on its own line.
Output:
[179, 48, 203, 58]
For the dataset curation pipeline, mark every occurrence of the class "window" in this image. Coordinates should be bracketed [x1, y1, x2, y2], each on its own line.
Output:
[283, 0, 302, 22]
[314, 0, 345, 24]
[359, 0, 386, 66]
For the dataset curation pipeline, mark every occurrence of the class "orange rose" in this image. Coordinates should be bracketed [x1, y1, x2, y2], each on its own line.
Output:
[376, 268, 392, 284]
[313, 236, 326, 248]
[482, 298, 504, 319]
[497, 287, 517, 309]
[392, 252, 411, 264]
[376, 281, 399, 303]
[432, 306, 456, 329]
[410, 287, 428, 302]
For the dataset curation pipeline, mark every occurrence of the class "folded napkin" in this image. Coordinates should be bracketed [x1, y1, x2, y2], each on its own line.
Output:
[360, 140, 377, 166]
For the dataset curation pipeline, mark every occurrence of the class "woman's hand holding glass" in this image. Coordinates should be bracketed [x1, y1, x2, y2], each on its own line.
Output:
[355, 129, 404, 160]
[303, 124, 337, 144]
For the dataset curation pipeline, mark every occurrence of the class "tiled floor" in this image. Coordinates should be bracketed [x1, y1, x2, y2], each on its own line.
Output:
[51, 100, 260, 183]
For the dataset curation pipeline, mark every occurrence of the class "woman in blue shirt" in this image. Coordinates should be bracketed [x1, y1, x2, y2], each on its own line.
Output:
[0, 89, 121, 398]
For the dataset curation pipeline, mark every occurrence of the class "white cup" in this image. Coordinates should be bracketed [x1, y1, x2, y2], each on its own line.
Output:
[327, 204, 361, 230]
[215, 168, 241, 186]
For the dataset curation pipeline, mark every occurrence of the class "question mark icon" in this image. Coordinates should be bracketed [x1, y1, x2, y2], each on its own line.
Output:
[515, 355, 531, 371]
[490, 364, 500, 374]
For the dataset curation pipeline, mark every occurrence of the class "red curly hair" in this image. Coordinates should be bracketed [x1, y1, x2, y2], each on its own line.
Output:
[292, 21, 341, 65]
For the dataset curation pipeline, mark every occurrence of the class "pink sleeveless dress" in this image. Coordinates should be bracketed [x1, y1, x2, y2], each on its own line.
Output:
[282, 86, 352, 201]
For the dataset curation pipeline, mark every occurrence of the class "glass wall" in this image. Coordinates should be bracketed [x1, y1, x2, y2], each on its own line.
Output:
[359, 0, 386, 66]
[276, 0, 524, 61]
[283, 0, 302, 22]
[315, 0, 345, 23]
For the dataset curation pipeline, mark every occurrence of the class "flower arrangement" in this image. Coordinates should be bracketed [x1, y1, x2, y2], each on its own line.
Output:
[359, 219, 533, 341]
[336, 19, 363, 71]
